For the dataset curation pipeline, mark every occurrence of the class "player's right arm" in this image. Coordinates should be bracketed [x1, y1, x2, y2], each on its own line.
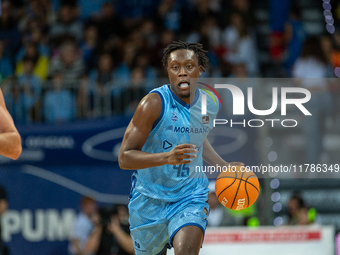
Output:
[119, 93, 197, 170]
[0, 89, 22, 160]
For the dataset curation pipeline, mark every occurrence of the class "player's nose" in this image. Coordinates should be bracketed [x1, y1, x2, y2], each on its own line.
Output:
[178, 66, 187, 76]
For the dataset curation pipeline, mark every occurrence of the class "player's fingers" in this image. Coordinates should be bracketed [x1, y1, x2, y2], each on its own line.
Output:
[182, 154, 197, 159]
[180, 159, 193, 164]
[229, 162, 244, 166]
[179, 148, 198, 154]
[175, 144, 197, 149]
[168, 159, 192, 165]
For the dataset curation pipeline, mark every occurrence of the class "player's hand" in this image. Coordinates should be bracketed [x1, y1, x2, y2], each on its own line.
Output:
[166, 144, 197, 165]
[225, 162, 244, 167]
[107, 216, 121, 235]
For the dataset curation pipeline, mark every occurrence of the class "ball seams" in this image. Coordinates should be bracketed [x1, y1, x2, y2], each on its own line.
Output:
[230, 171, 245, 209]
[216, 178, 237, 199]
[216, 176, 259, 193]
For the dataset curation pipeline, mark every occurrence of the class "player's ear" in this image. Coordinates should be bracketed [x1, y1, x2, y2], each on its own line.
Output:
[198, 65, 203, 76]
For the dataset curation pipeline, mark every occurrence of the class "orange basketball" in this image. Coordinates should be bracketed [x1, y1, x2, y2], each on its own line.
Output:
[215, 166, 260, 210]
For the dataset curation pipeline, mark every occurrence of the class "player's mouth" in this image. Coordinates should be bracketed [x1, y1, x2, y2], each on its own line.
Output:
[178, 82, 190, 89]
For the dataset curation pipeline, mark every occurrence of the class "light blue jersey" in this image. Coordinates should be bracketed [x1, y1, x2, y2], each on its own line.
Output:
[132, 84, 220, 202]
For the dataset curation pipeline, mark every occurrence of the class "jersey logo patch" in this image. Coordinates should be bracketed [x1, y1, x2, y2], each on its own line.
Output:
[163, 140, 172, 150]
[202, 116, 209, 124]
[165, 125, 173, 131]
[171, 112, 178, 122]
[204, 207, 209, 215]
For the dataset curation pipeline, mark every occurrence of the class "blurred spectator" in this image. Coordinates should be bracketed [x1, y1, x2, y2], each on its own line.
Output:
[17, 20, 50, 61]
[0, 40, 14, 82]
[88, 53, 116, 116]
[187, 16, 221, 49]
[49, 41, 85, 84]
[15, 41, 49, 80]
[76, 74, 90, 119]
[78, 0, 107, 21]
[139, 19, 158, 48]
[153, 29, 175, 72]
[186, 16, 222, 77]
[85, 204, 134, 255]
[0, 186, 9, 255]
[207, 181, 237, 227]
[88, 2, 124, 42]
[116, 0, 160, 30]
[223, 12, 258, 76]
[320, 34, 337, 77]
[329, 31, 340, 122]
[113, 43, 136, 84]
[287, 194, 316, 225]
[231, 0, 254, 28]
[222, 12, 244, 54]
[122, 67, 148, 115]
[17, 56, 42, 123]
[156, 0, 192, 33]
[0, 1, 22, 59]
[219, 0, 254, 29]
[18, 0, 56, 33]
[69, 196, 98, 255]
[49, 3, 83, 44]
[43, 72, 76, 124]
[89, 53, 114, 87]
[133, 52, 158, 88]
[127, 28, 148, 56]
[80, 25, 99, 72]
[190, 0, 222, 13]
[230, 62, 248, 78]
[292, 37, 332, 164]
[191, 0, 219, 31]
[331, 31, 340, 72]
[283, 5, 306, 76]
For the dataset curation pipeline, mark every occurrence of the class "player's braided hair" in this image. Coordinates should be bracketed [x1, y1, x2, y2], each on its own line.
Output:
[162, 41, 209, 71]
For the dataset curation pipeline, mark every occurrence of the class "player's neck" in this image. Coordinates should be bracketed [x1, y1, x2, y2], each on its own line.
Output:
[169, 86, 195, 105]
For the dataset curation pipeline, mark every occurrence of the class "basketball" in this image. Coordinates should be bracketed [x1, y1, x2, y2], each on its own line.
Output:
[215, 166, 260, 210]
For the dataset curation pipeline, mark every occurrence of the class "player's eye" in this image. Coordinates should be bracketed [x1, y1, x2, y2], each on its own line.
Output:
[187, 64, 193, 69]
[172, 65, 178, 70]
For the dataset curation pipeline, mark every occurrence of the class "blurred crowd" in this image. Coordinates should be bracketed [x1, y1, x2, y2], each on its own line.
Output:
[69, 196, 133, 255]
[0, 0, 339, 124]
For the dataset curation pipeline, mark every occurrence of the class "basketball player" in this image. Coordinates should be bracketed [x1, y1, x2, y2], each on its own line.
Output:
[0, 88, 22, 159]
[119, 41, 243, 255]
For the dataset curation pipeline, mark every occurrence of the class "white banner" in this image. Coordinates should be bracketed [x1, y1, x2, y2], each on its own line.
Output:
[168, 225, 334, 255]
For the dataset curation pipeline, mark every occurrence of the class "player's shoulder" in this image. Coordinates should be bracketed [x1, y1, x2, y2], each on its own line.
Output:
[137, 93, 162, 113]
[132, 86, 167, 123]
[144, 84, 171, 109]
[0, 88, 5, 108]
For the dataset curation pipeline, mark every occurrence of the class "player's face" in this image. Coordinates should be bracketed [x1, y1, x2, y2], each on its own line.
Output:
[167, 49, 203, 104]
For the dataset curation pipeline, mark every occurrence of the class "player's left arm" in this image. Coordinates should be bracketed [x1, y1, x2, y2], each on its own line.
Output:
[203, 137, 243, 167]
[0, 89, 22, 159]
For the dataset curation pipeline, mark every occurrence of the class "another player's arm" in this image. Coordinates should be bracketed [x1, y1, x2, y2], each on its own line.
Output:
[0, 89, 22, 159]
[203, 138, 243, 167]
[119, 93, 197, 170]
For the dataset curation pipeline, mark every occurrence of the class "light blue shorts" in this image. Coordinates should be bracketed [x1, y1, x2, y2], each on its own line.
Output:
[128, 188, 210, 255]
